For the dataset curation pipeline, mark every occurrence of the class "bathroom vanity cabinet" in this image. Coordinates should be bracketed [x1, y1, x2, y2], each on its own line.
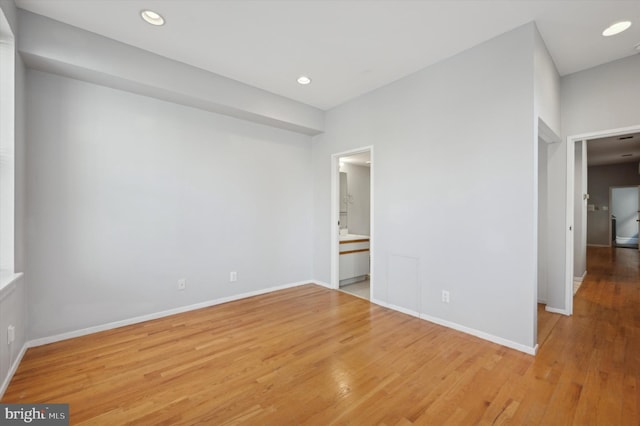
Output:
[339, 234, 370, 285]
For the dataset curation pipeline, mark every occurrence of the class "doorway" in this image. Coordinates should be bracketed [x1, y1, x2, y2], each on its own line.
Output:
[610, 186, 640, 249]
[331, 147, 373, 300]
[566, 125, 640, 315]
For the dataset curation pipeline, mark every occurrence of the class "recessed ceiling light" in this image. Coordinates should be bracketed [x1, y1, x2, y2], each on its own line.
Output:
[141, 10, 165, 26]
[297, 76, 312, 85]
[602, 21, 632, 37]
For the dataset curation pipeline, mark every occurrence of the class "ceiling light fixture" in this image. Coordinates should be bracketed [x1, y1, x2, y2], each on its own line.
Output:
[141, 10, 165, 26]
[602, 21, 632, 37]
[297, 76, 312, 85]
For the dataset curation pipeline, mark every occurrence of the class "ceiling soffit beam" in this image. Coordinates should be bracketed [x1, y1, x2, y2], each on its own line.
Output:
[17, 10, 324, 136]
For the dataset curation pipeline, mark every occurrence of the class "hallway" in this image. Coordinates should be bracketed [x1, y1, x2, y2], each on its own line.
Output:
[535, 246, 640, 424]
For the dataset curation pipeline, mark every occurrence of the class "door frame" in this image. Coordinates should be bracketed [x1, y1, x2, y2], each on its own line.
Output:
[331, 146, 374, 291]
[565, 124, 640, 315]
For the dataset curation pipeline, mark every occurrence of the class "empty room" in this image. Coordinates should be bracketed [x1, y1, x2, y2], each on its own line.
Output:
[1, 0, 639, 424]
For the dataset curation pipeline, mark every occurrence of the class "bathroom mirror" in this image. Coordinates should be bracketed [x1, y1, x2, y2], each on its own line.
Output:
[339, 172, 348, 229]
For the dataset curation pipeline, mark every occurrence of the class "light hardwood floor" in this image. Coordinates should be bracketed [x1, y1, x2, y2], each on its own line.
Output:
[3, 246, 638, 424]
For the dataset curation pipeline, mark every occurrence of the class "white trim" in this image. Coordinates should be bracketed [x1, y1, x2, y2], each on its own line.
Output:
[537, 298, 547, 304]
[0, 342, 28, 398]
[420, 313, 538, 355]
[28, 280, 311, 347]
[573, 271, 587, 283]
[587, 244, 609, 247]
[566, 124, 640, 317]
[545, 305, 570, 315]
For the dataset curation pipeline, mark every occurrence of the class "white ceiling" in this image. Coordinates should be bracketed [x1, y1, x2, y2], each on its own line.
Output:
[587, 132, 640, 166]
[15, 0, 640, 110]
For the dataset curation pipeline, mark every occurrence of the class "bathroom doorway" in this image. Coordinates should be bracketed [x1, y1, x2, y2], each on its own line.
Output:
[331, 147, 373, 300]
[610, 186, 640, 250]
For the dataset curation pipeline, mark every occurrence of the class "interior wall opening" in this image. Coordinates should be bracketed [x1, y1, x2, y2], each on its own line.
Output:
[331, 148, 373, 301]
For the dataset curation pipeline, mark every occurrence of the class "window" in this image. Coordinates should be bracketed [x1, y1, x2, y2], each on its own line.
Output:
[0, 8, 16, 285]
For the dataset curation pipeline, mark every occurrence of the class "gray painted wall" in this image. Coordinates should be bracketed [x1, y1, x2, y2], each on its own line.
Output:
[312, 24, 539, 350]
[26, 70, 314, 339]
[587, 163, 640, 245]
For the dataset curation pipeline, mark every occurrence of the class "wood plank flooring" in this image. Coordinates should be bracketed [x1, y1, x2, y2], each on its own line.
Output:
[3, 246, 639, 424]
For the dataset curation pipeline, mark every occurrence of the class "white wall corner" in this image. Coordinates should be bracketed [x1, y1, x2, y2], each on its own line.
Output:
[312, 281, 332, 289]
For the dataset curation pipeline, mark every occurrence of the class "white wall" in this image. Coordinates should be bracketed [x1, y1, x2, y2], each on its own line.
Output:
[26, 70, 314, 339]
[547, 54, 640, 311]
[312, 24, 537, 351]
[534, 28, 560, 137]
[340, 163, 370, 236]
[562, 55, 640, 137]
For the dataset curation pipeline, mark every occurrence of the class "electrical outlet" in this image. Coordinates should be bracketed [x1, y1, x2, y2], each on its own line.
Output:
[441, 290, 450, 304]
[7, 325, 15, 344]
[178, 279, 186, 290]
[230, 271, 237, 282]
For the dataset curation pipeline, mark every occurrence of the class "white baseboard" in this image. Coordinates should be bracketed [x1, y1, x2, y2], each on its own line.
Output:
[420, 313, 537, 355]
[28, 280, 312, 348]
[0, 343, 29, 399]
[370, 298, 536, 355]
[573, 271, 587, 283]
[537, 298, 547, 304]
[587, 244, 610, 247]
[545, 305, 570, 316]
